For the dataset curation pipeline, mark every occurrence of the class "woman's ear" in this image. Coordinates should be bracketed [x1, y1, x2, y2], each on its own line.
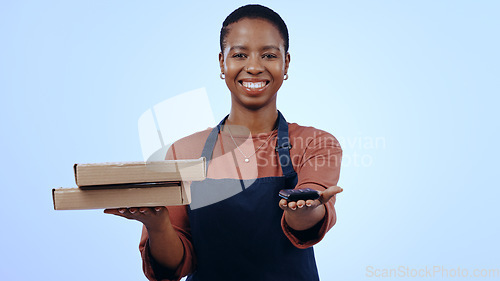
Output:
[284, 52, 291, 75]
[219, 52, 225, 73]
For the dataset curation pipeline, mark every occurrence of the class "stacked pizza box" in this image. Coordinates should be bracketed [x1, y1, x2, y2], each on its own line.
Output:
[52, 158, 206, 210]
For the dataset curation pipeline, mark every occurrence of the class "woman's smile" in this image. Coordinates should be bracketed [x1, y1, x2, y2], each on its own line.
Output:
[239, 79, 270, 94]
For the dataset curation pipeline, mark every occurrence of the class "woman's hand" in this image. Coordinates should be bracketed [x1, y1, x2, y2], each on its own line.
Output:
[104, 207, 171, 233]
[279, 185, 343, 231]
[104, 206, 184, 269]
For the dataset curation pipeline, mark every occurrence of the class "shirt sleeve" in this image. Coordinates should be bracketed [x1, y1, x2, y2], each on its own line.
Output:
[281, 129, 342, 249]
[139, 205, 196, 281]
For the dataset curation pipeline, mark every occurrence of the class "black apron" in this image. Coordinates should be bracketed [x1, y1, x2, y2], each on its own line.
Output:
[186, 111, 320, 281]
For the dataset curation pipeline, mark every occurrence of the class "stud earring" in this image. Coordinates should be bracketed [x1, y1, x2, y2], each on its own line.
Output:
[284, 73, 289, 80]
[220, 73, 225, 79]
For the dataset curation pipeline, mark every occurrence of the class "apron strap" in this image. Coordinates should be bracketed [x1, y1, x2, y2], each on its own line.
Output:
[200, 116, 227, 174]
[200, 111, 297, 188]
[275, 111, 298, 189]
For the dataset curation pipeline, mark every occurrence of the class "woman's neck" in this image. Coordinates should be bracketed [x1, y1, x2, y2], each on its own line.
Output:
[226, 106, 278, 135]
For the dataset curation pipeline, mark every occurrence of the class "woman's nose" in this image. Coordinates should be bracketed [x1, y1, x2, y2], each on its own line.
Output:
[245, 56, 264, 74]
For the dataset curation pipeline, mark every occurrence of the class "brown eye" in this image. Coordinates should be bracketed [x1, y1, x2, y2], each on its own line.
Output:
[262, 53, 278, 59]
[232, 53, 247, 58]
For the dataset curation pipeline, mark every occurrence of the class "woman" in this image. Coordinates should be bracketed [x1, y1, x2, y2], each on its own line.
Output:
[105, 4, 342, 281]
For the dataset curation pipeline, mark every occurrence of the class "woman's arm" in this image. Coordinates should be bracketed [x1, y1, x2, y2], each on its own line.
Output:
[104, 207, 187, 276]
[279, 127, 343, 246]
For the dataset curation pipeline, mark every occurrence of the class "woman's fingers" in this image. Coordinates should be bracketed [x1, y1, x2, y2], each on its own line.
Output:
[279, 199, 288, 210]
[103, 208, 118, 215]
[278, 199, 322, 211]
[278, 186, 343, 211]
[104, 208, 135, 219]
[319, 185, 343, 204]
[104, 207, 171, 231]
[104, 207, 165, 220]
[296, 200, 305, 208]
[305, 199, 315, 207]
[279, 199, 301, 210]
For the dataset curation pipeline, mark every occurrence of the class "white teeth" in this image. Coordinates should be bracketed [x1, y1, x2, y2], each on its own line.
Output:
[242, 81, 266, 89]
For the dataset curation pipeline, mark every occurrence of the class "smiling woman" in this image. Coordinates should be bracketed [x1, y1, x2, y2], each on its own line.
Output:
[104, 4, 343, 281]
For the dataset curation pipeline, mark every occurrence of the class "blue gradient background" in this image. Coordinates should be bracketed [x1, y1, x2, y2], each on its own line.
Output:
[1, 1, 499, 280]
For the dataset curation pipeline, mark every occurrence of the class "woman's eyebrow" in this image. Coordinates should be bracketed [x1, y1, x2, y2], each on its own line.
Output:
[228, 45, 282, 52]
[229, 46, 248, 52]
[261, 45, 281, 52]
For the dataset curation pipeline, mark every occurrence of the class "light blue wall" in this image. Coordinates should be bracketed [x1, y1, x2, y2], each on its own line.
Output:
[1, 1, 498, 280]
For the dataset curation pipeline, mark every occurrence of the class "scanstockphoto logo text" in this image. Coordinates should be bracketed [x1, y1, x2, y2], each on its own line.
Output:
[248, 132, 386, 170]
[366, 265, 500, 278]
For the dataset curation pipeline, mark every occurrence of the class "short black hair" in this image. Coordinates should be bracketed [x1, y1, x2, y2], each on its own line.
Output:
[220, 4, 289, 53]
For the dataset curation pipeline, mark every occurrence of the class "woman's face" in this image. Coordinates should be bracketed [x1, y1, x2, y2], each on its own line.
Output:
[219, 18, 290, 111]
